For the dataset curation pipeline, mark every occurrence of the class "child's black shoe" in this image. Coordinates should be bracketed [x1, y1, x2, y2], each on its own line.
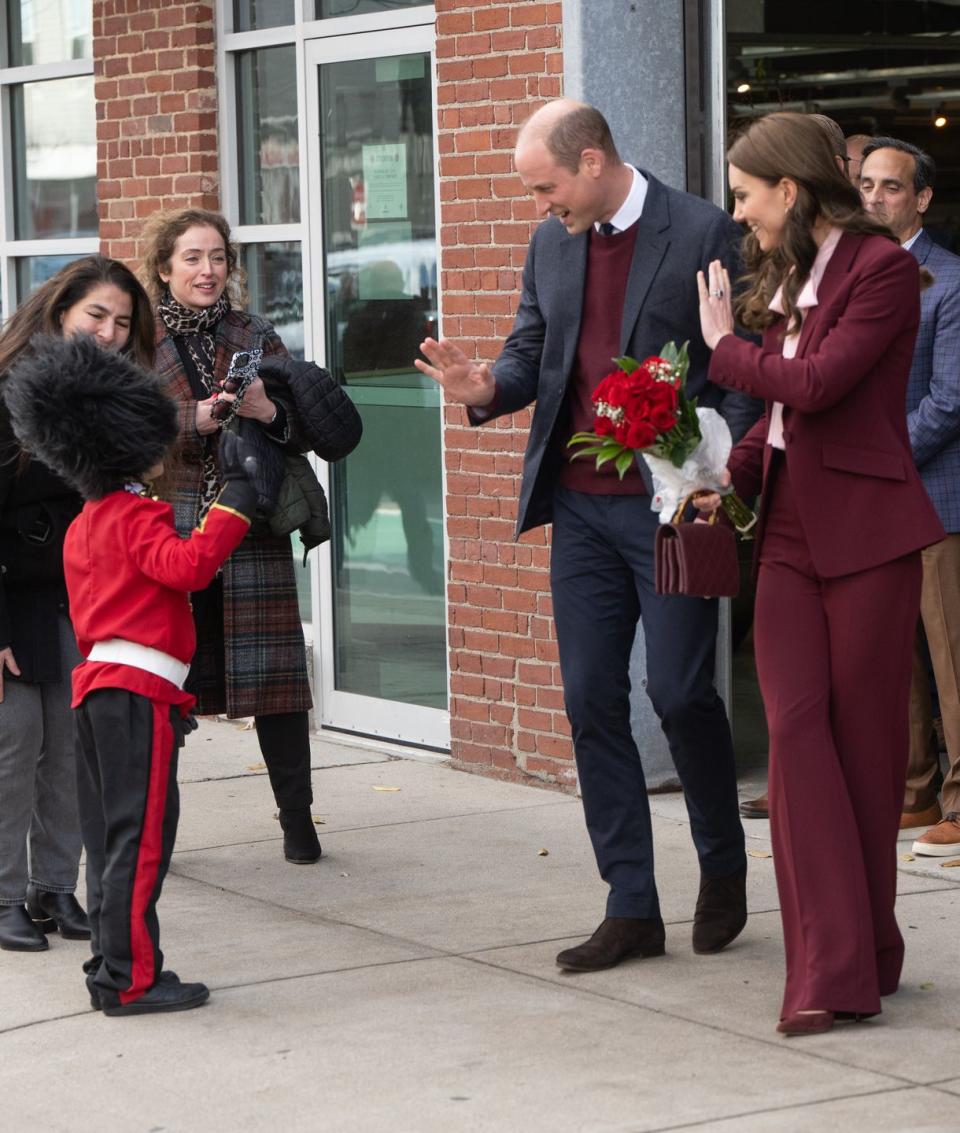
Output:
[99, 973, 209, 1016]
[88, 969, 181, 1011]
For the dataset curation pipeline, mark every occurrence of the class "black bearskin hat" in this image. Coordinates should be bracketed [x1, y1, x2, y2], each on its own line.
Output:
[2, 333, 178, 500]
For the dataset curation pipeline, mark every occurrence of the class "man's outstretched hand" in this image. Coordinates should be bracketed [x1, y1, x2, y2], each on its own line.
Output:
[415, 337, 496, 408]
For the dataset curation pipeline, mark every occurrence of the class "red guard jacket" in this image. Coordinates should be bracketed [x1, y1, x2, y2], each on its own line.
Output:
[64, 489, 250, 711]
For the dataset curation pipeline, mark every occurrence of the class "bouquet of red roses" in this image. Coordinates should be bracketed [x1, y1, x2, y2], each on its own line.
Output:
[568, 341, 755, 534]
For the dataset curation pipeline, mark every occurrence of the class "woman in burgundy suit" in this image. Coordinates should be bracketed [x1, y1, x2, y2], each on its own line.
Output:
[695, 112, 944, 1036]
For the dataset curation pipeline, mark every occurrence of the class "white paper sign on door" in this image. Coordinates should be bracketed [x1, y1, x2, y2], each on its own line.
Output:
[362, 143, 408, 220]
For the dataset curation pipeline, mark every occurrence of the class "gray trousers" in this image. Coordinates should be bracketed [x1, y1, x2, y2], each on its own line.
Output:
[0, 614, 83, 904]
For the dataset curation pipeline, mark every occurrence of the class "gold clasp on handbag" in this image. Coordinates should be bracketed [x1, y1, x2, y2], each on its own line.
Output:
[671, 492, 719, 526]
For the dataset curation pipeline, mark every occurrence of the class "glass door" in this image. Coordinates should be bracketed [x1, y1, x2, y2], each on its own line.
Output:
[305, 26, 448, 749]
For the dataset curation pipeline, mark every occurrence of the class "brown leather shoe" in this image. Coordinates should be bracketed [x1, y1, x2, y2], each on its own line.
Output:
[692, 865, 747, 954]
[912, 811, 960, 856]
[739, 793, 769, 819]
[899, 800, 942, 831]
[555, 917, 665, 972]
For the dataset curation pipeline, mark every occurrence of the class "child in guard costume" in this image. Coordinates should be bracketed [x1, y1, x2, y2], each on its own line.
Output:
[3, 334, 258, 1016]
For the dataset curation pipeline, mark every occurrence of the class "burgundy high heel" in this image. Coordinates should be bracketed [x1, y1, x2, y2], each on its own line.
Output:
[776, 1010, 834, 1036]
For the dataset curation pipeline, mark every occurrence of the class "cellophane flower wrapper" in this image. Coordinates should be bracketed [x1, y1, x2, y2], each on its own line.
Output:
[567, 341, 756, 534]
[643, 407, 733, 524]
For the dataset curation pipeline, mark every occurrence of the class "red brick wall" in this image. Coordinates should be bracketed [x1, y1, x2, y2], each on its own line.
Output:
[435, 0, 575, 789]
[94, 0, 219, 264]
[91, 0, 571, 786]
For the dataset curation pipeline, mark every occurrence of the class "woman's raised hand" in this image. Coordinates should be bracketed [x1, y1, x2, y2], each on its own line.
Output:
[696, 260, 735, 351]
[414, 337, 496, 408]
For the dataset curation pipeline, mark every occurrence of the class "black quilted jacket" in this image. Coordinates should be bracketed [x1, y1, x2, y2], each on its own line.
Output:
[257, 355, 362, 462]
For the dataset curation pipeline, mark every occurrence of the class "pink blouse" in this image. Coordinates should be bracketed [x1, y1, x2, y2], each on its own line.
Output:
[766, 225, 843, 448]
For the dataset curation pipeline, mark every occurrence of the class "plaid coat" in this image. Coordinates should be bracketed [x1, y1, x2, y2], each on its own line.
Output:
[906, 230, 960, 533]
[154, 309, 312, 718]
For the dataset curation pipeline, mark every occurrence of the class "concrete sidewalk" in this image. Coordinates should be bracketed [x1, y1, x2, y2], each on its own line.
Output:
[3, 718, 959, 1133]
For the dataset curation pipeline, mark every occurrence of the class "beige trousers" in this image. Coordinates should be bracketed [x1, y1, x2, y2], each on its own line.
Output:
[906, 534, 960, 814]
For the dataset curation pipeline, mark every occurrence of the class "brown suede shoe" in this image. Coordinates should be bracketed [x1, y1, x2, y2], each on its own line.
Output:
[912, 812, 960, 856]
[555, 917, 665, 972]
[899, 801, 942, 831]
[739, 793, 769, 820]
[692, 865, 747, 954]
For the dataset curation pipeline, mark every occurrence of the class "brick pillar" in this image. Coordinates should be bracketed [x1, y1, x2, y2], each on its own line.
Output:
[435, 0, 574, 789]
[94, 0, 219, 264]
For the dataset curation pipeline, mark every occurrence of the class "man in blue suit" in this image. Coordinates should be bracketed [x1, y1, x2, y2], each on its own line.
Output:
[862, 138, 960, 856]
[417, 100, 756, 971]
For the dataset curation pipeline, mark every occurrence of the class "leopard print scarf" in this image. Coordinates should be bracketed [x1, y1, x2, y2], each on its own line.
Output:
[158, 290, 233, 523]
[157, 290, 232, 395]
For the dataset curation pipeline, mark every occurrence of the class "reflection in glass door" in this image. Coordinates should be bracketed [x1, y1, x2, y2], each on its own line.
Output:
[307, 29, 447, 747]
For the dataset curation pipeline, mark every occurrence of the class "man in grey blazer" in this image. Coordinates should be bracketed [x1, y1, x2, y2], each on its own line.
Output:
[862, 138, 960, 856]
[418, 100, 755, 971]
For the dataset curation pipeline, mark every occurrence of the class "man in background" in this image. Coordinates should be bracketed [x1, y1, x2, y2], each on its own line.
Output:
[861, 137, 960, 856]
[844, 133, 872, 186]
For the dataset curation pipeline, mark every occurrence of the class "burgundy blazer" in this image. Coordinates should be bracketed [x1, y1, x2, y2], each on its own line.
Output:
[710, 230, 945, 578]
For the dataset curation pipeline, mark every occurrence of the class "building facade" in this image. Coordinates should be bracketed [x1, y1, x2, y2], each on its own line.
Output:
[6, 0, 959, 787]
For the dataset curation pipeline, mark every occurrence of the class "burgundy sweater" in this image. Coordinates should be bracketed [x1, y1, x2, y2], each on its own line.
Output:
[559, 222, 646, 494]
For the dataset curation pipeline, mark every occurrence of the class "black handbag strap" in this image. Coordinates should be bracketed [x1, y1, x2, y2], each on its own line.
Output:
[171, 335, 211, 402]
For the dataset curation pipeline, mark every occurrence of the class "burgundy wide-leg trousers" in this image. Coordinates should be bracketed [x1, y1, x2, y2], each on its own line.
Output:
[754, 456, 921, 1020]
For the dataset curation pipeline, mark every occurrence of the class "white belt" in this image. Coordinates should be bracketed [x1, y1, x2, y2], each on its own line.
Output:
[88, 639, 190, 689]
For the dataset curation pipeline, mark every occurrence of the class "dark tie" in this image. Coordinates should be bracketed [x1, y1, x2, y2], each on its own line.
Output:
[598, 222, 616, 236]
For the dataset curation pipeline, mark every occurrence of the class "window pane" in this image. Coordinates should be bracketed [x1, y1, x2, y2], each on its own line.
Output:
[236, 46, 300, 226]
[233, 0, 293, 32]
[16, 253, 85, 299]
[7, 0, 91, 67]
[242, 241, 304, 360]
[315, 0, 427, 17]
[11, 75, 97, 239]
[320, 53, 445, 710]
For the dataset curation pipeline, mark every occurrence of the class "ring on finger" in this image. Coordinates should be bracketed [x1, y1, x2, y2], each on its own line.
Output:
[711, 288, 724, 298]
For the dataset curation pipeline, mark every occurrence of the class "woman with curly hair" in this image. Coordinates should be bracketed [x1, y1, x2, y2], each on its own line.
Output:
[139, 207, 360, 865]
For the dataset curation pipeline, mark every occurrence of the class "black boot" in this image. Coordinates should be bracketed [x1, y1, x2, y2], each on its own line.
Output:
[25, 883, 91, 940]
[278, 808, 322, 864]
[0, 904, 49, 951]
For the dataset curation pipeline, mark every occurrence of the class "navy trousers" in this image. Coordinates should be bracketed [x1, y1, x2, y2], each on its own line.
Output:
[550, 487, 745, 919]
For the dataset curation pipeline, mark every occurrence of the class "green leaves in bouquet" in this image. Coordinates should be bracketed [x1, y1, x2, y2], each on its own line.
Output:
[567, 431, 637, 478]
[656, 392, 702, 468]
[567, 340, 700, 478]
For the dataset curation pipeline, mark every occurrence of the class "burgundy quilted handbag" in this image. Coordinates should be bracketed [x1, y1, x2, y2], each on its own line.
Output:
[655, 501, 740, 598]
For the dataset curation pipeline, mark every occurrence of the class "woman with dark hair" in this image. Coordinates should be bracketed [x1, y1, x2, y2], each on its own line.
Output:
[694, 112, 944, 1034]
[0, 254, 155, 951]
[139, 207, 360, 865]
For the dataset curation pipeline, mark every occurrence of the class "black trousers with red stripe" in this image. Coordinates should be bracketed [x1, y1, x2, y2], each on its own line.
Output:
[76, 688, 181, 1006]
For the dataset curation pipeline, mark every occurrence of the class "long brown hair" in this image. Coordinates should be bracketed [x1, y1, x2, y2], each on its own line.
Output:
[728, 112, 895, 333]
[0, 255, 155, 377]
[138, 207, 246, 308]
[0, 254, 155, 472]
